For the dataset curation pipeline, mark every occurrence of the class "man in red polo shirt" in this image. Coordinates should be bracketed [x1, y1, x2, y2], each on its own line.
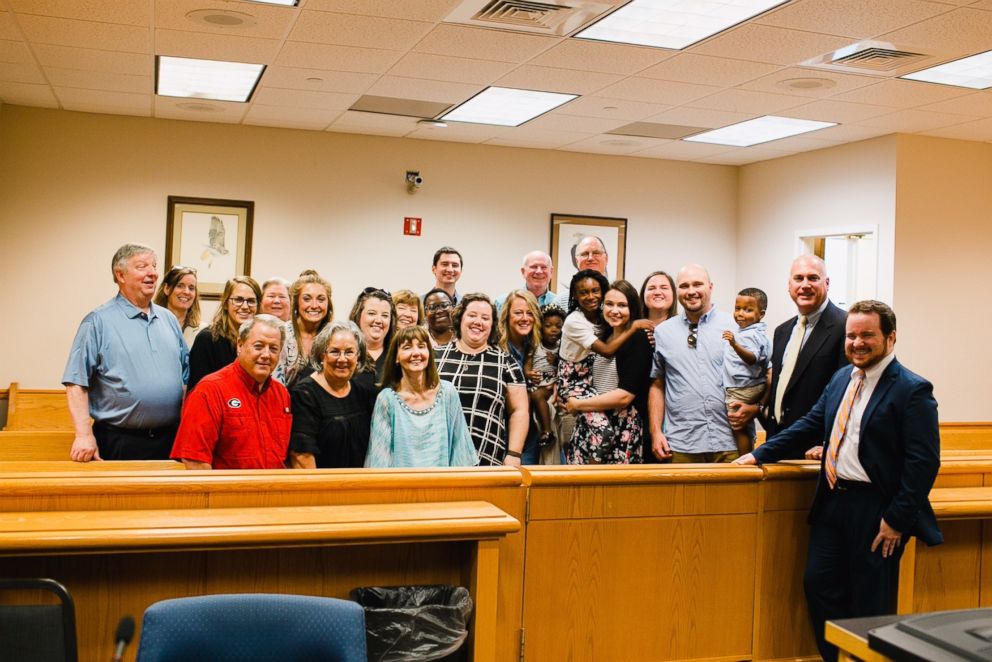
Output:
[171, 314, 291, 470]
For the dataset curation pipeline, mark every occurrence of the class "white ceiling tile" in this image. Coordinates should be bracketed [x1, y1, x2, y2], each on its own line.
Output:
[275, 41, 401, 73]
[244, 104, 340, 130]
[920, 116, 992, 140]
[917, 91, 992, 117]
[261, 66, 376, 93]
[527, 39, 675, 75]
[643, 106, 756, 128]
[756, 134, 840, 152]
[60, 101, 151, 117]
[414, 24, 559, 64]
[56, 87, 150, 112]
[18, 15, 149, 52]
[365, 75, 477, 103]
[630, 140, 735, 160]
[556, 95, 671, 120]
[252, 86, 358, 110]
[495, 65, 621, 95]
[807, 123, 893, 142]
[784, 99, 894, 123]
[688, 88, 808, 114]
[154, 95, 248, 124]
[754, 0, 952, 38]
[689, 24, 852, 66]
[879, 7, 992, 53]
[290, 10, 432, 50]
[387, 52, 514, 85]
[485, 129, 592, 149]
[155, 28, 281, 63]
[155, 0, 299, 39]
[970, 0, 992, 9]
[595, 77, 721, 105]
[8, 0, 150, 26]
[328, 109, 418, 136]
[0, 39, 31, 64]
[304, 0, 461, 22]
[0, 11, 21, 40]
[523, 112, 627, 134]
[739, 67, 878, 98]
[33, 44, 150, 75]
[0, 80, 58, 106]
[559, 134, 672, 155]
[700, 146, 791, 165]
[831, 78, 973, 108]
[0, 60, 44, 83]
[45, 67, 150, 93]
[858, 107, 982, 131]
[638, 53, 779, 87]
[408, 121, 510, 143]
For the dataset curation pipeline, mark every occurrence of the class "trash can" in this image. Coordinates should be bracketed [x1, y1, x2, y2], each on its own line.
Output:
[351, 585, 472, 662]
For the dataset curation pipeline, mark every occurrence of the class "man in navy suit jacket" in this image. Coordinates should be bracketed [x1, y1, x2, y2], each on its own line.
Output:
[736, 300, 941, 662]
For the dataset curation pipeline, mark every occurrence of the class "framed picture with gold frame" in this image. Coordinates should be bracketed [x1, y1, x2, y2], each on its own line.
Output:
[550, 213, 627, 294]
[165, 196, 253, 299]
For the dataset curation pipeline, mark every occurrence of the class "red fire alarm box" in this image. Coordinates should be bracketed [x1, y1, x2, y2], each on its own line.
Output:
[404, 217, 422, 236]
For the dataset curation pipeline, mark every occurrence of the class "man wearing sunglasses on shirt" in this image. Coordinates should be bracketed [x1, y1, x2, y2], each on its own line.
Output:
[647, 264, 737, 463]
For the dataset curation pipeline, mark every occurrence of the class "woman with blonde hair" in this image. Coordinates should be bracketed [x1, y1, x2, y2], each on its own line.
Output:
[497, 289, 544, 463]
[187, 275, 261, 392]
[276, 269, 333, 387]
[392, 289, 424, 329]
[153, 265, 203, 346]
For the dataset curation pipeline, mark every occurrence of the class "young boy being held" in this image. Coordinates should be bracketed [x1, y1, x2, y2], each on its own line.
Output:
[722, 288, 771, 455]
[528, 304, 565, 447]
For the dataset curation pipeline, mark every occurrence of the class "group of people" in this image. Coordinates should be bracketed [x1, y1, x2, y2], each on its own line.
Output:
[63, 237, 941, 662]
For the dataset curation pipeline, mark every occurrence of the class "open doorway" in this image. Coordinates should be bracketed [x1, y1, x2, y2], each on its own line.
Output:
[798, 228, 877, 309]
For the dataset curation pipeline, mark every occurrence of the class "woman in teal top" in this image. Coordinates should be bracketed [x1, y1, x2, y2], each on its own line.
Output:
[365, 325, 478, 468]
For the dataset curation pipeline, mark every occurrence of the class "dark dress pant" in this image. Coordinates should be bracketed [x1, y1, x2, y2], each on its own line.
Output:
[92, 421, 177, 460]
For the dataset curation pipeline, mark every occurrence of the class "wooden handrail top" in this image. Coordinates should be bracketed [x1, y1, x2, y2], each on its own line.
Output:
[0, 500, 520, 556]
[761, 462, 820, 480]
[523, 464, 763, 486]
[930, 487, 992, 520]
[0, 466, 524, 495]
[0, 460, 184, 472]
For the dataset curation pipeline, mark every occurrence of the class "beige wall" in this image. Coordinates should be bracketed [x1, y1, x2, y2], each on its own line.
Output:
[894, 135, 992, 422]
[737, 136, 898, 333]
[0, 105, 737, 388]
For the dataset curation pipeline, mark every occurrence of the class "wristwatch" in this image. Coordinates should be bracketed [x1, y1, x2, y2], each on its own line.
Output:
[505, 449, 522, 459]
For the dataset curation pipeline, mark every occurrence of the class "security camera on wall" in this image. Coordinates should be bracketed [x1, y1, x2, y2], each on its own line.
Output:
[406, 170, 423, 193]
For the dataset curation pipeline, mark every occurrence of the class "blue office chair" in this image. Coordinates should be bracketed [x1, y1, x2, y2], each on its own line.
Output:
[135, 593, 367, 662]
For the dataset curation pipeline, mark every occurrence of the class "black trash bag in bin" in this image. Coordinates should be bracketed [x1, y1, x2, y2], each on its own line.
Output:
[351, 585, 473, 662]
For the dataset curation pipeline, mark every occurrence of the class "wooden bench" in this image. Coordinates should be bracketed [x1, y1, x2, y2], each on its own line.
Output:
[3, 383, 72, 431]
[0, 431, 74, 460]
[0, 460, 184, 472]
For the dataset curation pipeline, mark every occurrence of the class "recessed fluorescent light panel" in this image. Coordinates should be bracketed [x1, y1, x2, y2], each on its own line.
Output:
[156, 56, 265, 103]
[576, 0, 788, 50]
[440, 87, 577, 127]
[901, 50, 992, 89]
[684, 116, 836, 147]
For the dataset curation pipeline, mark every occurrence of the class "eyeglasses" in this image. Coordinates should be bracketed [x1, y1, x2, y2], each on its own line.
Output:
[687, 322, 698, 349]
[578, 250, 606, 259]
[326, 349, 357, 359]
[425, 302, 452, 313]
[361, 286, 391, 298]
[230, 297, 258, 308]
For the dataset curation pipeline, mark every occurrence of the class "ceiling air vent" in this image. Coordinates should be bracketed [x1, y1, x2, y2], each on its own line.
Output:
[445, 0, 622, 36]
[803, 40, 934, 76]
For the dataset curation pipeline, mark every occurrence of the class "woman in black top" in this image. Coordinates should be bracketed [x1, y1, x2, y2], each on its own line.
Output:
[289, 320, 376, 469]
[187, 276, 261, 392]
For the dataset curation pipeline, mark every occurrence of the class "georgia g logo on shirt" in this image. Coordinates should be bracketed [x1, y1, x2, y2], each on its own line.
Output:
[227, 398, 242, 409]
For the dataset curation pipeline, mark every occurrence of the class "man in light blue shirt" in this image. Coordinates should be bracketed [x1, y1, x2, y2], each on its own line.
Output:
[494, 250, 557, 313]
[63, 243, 189, 462]
[648, 264, 737, 463]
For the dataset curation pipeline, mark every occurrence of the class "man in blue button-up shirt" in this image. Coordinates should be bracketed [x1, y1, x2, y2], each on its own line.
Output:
[648, 264, 737, 463]
[63, 243, 189, 462]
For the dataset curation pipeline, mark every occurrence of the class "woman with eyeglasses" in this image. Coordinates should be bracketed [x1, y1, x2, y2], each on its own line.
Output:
[187, 276, 262, 392]
[365, 325, 477, 468]
[349, 287, 395, 386]
[423, 288, 454, 348]
[563, 280, 652, 464]
[289, 321, 376, 469]
[435, 293, 528, 467]
[153, 265, 203, 346]
[276, 269, 333, 388]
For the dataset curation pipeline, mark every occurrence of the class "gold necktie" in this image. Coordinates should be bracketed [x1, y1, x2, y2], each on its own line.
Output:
[825, 369, 866, 489]
[774, 315, 807, 421]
